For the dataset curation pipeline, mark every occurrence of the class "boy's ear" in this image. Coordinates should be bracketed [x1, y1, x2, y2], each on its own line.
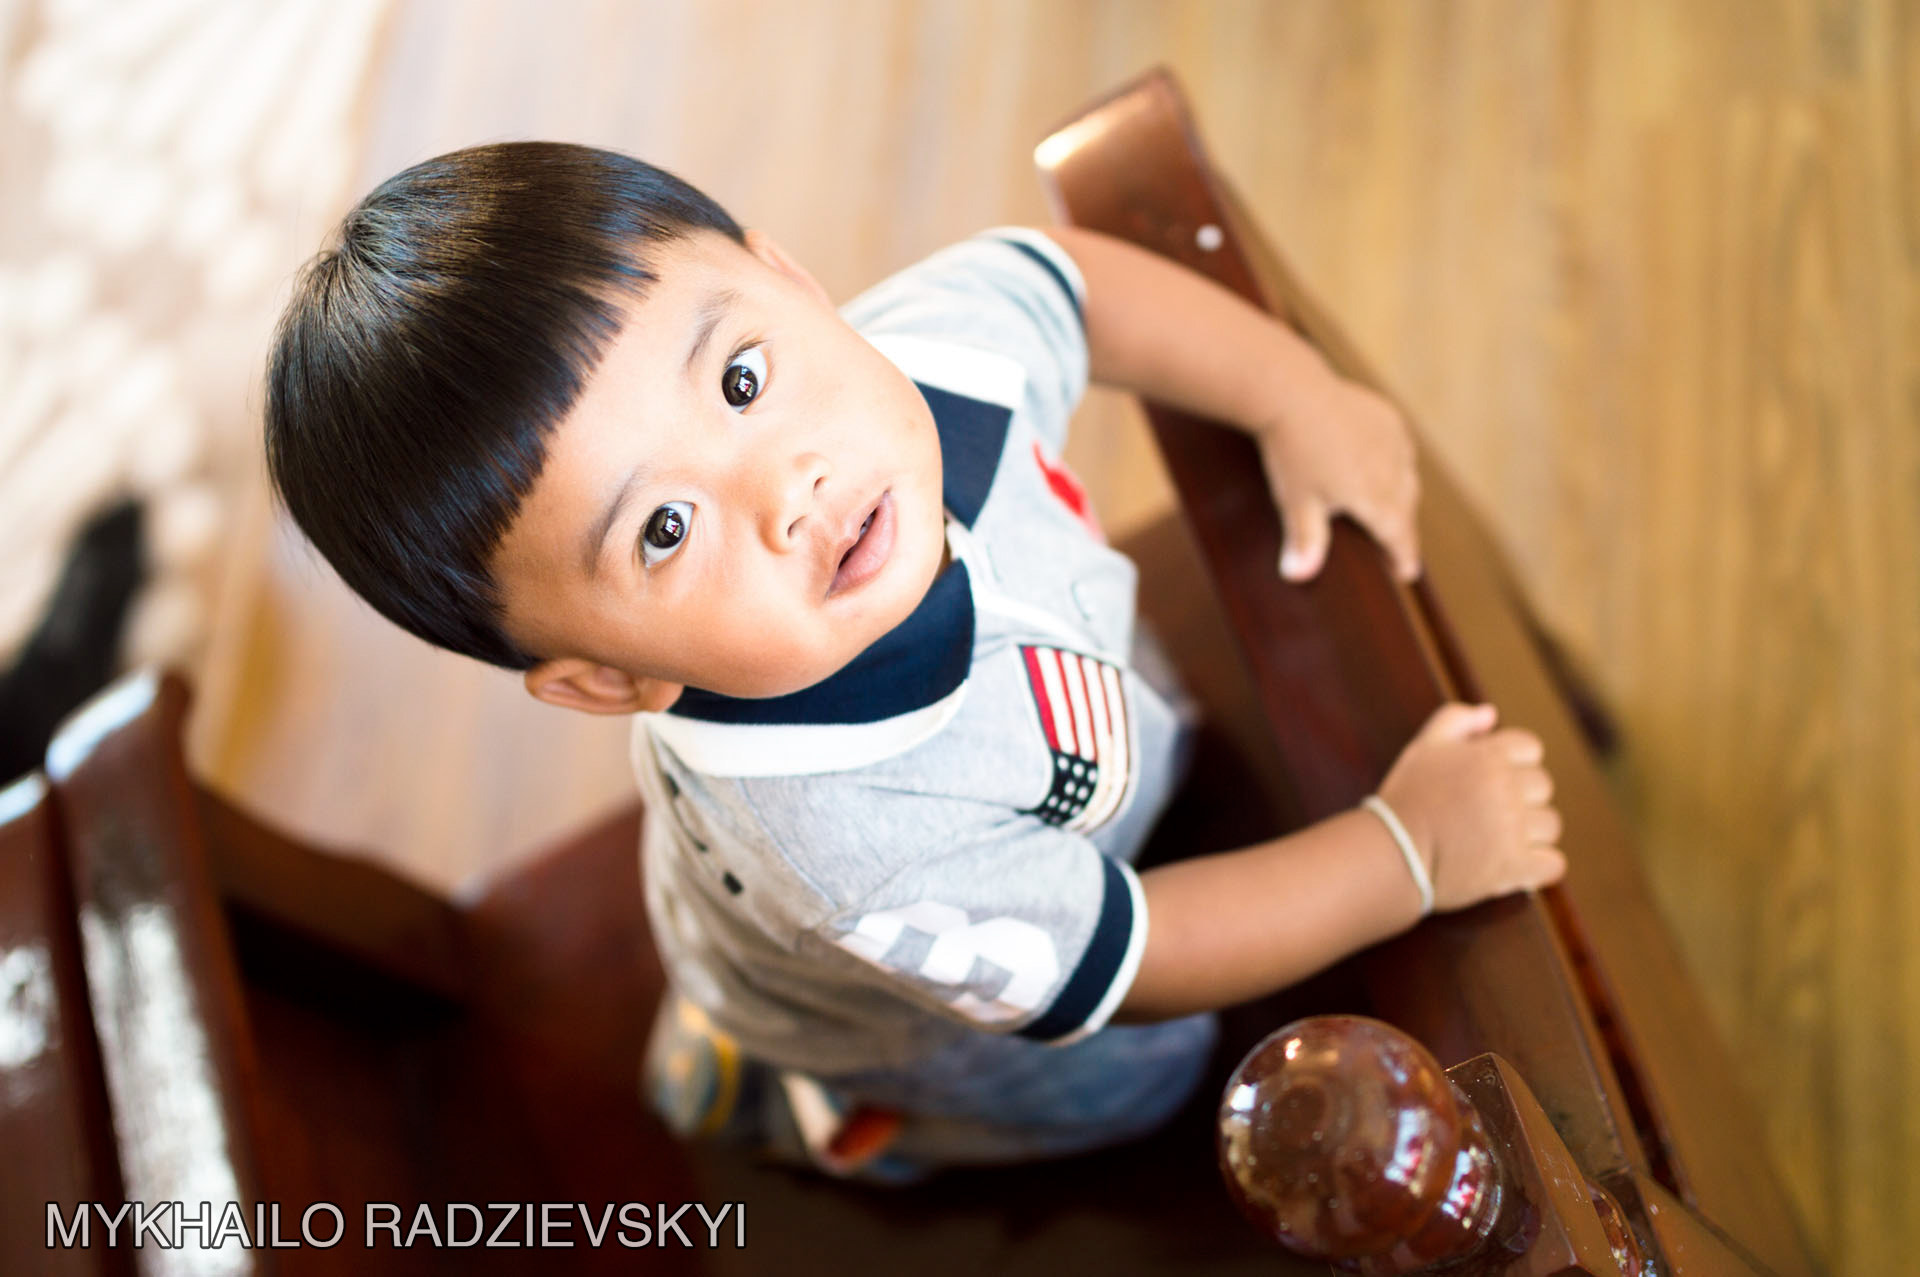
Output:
[523, 658, 683, 716]
[743, 228, 832, 309]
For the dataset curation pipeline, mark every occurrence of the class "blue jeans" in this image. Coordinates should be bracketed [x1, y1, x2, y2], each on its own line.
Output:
[817, 1012, 1220, 1172]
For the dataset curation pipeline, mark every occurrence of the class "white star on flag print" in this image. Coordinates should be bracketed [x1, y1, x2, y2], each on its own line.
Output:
[1019, 645, 1133, 832]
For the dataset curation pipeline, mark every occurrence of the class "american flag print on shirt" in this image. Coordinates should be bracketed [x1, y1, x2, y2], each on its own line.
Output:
[1020, 645, 1133, 832]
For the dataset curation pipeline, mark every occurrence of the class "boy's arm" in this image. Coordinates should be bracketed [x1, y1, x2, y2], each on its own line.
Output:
[1115, 808, 1424, 1020]
[1114, 704, 1567, 1023]
[1028, 233, 1562, 1017]
[1041, 225, 1422, 584]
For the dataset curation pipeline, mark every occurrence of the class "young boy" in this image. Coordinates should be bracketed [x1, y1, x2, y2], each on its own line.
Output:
[266, 143, 1564, 1180]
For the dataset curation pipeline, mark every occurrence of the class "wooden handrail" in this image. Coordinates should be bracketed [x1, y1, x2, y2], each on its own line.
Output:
[1036, 68, 1816, 1277]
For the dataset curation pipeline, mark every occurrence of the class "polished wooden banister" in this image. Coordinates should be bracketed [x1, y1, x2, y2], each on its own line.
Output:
[43, 672, 276, 1273]
[1036, 69, 1816, 1276]
[0, 775, 130, 1275]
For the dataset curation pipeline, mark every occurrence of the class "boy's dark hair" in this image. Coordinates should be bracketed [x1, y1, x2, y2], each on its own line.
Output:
[265, 141, 743, 669]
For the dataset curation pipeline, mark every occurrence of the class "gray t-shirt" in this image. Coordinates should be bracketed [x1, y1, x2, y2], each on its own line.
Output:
[631, 229, 1191, 1075]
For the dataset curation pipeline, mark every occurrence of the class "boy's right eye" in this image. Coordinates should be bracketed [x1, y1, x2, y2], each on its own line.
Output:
[640, 502, 693, 567]
[722, 345, 767, 410]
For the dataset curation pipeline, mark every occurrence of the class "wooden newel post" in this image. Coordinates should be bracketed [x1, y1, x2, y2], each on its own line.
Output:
[1217, 1015, 1508, 1272]
[1218, 1016, 1655, 1276]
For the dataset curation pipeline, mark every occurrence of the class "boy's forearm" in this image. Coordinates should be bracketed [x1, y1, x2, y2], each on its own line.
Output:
[1113, 808, 1426, 1022]
[1044, 225, 1333, 434]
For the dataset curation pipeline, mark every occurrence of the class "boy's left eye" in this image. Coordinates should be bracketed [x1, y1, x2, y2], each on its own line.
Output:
[640, 501, 693, 567]
[722, 345, 767, 410]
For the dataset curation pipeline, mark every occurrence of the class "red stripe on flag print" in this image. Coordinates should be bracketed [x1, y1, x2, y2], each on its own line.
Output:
[1082, 654, 1111, 756]
[1034, 646, 1075, 755]
[1022, 645, 1059, 749]
[1062, 652, 1094, 760]
[1077, 655, 1117, 827]
[1081, 661, 1132, 829]
[1018, 644, 1137, 833]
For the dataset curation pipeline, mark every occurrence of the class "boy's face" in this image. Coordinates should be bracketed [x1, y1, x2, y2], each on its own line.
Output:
[495, 229, 948, 715]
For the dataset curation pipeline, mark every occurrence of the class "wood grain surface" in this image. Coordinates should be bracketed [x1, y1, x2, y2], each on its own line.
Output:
[187, 3, 1916, 1270]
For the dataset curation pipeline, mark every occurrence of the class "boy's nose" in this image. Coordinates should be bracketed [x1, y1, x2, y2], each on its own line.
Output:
[762, 451, 832, 551]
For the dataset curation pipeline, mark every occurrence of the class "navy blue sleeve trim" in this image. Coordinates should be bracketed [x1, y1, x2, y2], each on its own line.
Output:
[1017, 855, 1133, 1041]
[997, 237, 1085, 328]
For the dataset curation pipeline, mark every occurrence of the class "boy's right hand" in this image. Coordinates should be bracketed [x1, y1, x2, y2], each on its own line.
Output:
[1374, 703, 1566, 911]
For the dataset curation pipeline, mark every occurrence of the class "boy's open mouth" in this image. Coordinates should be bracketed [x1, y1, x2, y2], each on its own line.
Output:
[829, 491, 894, 597]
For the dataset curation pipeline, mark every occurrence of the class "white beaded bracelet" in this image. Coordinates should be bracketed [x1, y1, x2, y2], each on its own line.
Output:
[1361, 794, 1435, 917]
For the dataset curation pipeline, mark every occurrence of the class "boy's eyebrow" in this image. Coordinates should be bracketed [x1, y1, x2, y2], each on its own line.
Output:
[581, 286, 740, 578]
[583, 463, 652, 578]
[683, 287, 740, 376]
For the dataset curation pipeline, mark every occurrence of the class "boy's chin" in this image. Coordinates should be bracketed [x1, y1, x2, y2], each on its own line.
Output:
[702, 540, 946, 702]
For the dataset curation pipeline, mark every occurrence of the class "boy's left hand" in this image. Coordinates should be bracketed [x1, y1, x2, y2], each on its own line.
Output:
[1255, 371, 1422, 584]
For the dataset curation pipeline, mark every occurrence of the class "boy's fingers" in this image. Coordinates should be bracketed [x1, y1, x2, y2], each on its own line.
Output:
[1278, 497, 1331, 580]
[1498, 728, 1545, 765]
[1526, 807, 1563, 845]
[1396, 462, 1424, 580]
[1374, 510, 1422, 583]
[1516, 766, 1554, 805]
[1391, 537, 1423, 583]
[1421, 701, 1498, 742]
[1530, 848, 1568, 887]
